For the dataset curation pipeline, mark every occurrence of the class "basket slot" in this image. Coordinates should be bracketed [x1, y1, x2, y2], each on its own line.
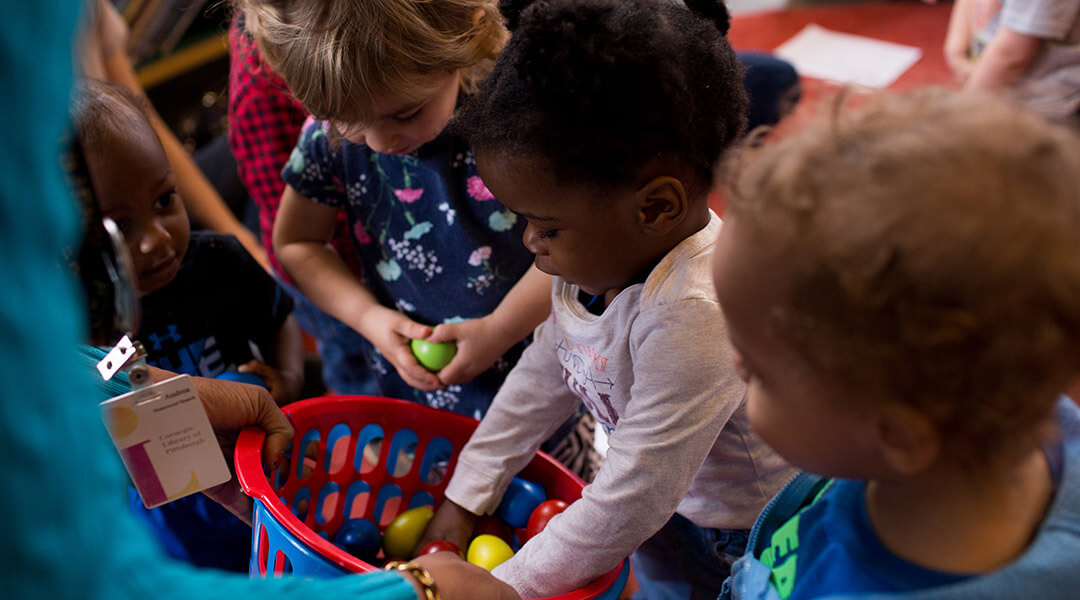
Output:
[273, 551, 293, 577]
[418, 436, 453, 485]
[407, 490, 435, 511]
[274, 456, 291, 489]
[292, 487, 312, 523]
[256, 520, 269, 576]
[385, 429, 419, 478]
[374, 484, 403, 527]
[315, 481, 340, 525]
[345, 480, 372, 521]
[352, 423, 384, 475]
[325, 423, 354, 475]
[297, 429, 321, 481]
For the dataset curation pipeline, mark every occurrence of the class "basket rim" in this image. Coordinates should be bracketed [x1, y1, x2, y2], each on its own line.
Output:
[234, 394, 626, 598]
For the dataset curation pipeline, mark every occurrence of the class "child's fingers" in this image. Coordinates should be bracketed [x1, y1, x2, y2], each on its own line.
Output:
[426, 322, 459, 343]
[414, 499, 477, 558]
[388, 346, 445, 391]
[237, 359, 271, 377]
[237, 360, 276, 387]
[398, 369, 445, 391]
[392, 317, 433, 342]
[432, 353, 477, 387]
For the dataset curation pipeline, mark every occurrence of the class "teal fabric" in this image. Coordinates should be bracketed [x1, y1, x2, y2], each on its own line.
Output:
[76, 346, 132, 398]
[0, 3, 415, 598]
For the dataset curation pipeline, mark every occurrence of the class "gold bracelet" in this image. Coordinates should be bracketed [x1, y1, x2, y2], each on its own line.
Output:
[385, 560, 440, 600]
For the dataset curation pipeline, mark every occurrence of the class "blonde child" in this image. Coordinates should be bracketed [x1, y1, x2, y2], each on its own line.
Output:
[72, 78, 305, 571]
[233, 0, 577, 428]
[713, 88, 1080, 599]
[418, 1, 796, 598]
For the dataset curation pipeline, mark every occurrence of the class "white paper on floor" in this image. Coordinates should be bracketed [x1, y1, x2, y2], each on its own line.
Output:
[774, 23, 923, 88]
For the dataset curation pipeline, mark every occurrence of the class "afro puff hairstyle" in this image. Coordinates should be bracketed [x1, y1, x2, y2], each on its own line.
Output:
[453, 0, 747, 192]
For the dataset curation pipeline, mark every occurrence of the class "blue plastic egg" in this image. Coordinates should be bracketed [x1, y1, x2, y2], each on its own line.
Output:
[334, 518, 382, 562]
[495, 477, 546, 529]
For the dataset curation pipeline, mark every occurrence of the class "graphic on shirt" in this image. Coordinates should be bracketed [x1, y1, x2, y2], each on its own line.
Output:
[759, 480, 834, 598]
[386, 234, 441, 281]
[145, 331, 234, 378]
[395, 187, 424, 203]
[761, 513, 802, 599]
[147, 325, 182, 349]
[556, 337, 618, 430]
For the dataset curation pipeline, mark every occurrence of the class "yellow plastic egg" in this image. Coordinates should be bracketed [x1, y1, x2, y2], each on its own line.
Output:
[466, 533, 515, 571]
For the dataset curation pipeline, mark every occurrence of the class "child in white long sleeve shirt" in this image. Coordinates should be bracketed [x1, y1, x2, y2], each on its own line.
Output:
[417, 1, 795, 597]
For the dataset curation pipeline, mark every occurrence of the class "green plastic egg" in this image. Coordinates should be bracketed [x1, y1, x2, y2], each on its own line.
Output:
[410, 339, 457, 372]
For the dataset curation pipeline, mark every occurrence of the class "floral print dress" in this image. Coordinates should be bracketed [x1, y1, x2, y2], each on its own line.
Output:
[281, 118, 534, 418]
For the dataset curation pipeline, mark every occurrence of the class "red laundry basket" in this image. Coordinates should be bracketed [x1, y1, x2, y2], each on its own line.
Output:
[235, 395, 628, 599]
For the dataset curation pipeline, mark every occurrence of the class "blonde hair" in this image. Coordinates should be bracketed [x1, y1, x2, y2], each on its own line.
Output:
[724, 88, 1080, 465]
[235, 0, 507, 123]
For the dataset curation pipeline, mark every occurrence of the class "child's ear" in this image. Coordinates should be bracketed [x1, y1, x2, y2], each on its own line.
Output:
[636, 176, 687, 234]
[875, 403, 941, 476]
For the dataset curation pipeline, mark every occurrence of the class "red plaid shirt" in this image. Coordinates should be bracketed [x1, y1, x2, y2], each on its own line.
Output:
[227, 14, 360, 281]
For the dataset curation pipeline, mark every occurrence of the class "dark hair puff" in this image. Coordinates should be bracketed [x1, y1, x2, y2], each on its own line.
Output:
[455, 0, 746, 190]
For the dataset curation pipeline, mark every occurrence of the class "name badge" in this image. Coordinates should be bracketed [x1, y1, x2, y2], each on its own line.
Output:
[100, 374, 231, 508]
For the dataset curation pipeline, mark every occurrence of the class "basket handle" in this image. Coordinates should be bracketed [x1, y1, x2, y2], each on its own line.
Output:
[235, 426, 271, 497]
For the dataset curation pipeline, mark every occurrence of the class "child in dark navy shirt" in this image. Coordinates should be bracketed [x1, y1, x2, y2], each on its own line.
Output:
[72, 78, 304, 572]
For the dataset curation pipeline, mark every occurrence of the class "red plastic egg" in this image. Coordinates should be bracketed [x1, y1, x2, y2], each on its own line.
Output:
[417, 539, 464, 558]
[525, 499, 569, 541]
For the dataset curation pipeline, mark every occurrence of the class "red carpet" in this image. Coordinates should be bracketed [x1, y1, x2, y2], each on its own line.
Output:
[731, 1, 954, 89]
[731, 0, 957, 122]
[707, 0, 957, 214]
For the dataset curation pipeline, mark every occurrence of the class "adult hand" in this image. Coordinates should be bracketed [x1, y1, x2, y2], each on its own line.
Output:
[413, 552, 521, 600]
[355, 305, 444, 391]
[188, 374, 294, 525]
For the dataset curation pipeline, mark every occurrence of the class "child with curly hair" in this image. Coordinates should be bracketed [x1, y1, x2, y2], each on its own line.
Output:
[418, 1, 795, 597]
[715, 88, 1080, 599]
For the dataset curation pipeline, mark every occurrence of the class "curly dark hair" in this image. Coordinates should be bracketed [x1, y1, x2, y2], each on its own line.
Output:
[452, 0, 747, 193]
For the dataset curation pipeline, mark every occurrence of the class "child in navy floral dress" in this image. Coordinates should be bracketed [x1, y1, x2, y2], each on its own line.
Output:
[234, 0, 588, 457]
[279, 117, 533, 417]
